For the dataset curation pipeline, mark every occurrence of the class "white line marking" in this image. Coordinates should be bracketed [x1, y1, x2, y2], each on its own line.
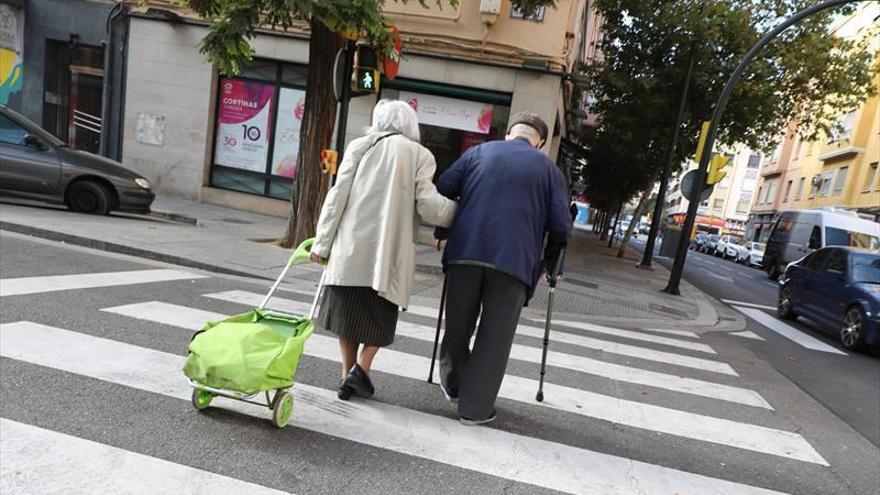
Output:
[702, 270, 734, 282]
[722, 300, 776, 312]
[0, 419, 288, 494]
[206, 291, 769, 409]
[102, 304, 824, 464]
[212, 291, 735, 375]
[546, 319, 715, 354]
[734, 307, 847, 356]
[634, 327, 701, 338]
[731, 331, 766, 341]
[0, 269, 206, 297]
[0, 322, 791, 495]
[762, 281, 780, 288]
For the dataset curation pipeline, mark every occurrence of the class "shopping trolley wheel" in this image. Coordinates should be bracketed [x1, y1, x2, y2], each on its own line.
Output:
[192, 389, 213, 410]
[272, 391, 294, 428]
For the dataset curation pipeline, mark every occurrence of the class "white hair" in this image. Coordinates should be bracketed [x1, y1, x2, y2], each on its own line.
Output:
[507, 123, 542, 146]
[366, 99, 421, 142]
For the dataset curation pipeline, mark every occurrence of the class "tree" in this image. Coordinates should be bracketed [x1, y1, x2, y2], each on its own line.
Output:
[177, 0, 557, 247]
[571, 0, 878, 227]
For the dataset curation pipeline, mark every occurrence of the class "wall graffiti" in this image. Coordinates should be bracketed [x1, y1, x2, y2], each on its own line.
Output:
[0, 3, 24, 106]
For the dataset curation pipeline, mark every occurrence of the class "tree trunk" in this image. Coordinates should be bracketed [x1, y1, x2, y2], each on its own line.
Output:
[608, 204, 622, 248]
[281, 18, 344, 248]
[617, 188, 652, 258]
[599, 210, 608, 240]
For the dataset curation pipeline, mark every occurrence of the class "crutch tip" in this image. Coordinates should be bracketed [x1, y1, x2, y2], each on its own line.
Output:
[535, 392, 544, 402]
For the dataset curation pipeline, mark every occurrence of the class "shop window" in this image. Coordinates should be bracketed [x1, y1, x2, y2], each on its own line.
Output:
[380, 80, 512, 180]
[209, 59, 306, 199]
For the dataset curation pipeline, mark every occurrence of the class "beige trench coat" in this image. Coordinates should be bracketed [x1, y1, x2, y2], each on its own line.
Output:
[311, 133, 456, 309]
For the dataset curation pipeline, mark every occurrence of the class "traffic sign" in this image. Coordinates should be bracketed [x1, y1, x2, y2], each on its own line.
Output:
[681, 169, 713, 203]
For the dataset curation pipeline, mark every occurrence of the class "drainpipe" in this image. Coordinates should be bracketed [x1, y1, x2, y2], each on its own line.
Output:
[100, 1, 124, 158]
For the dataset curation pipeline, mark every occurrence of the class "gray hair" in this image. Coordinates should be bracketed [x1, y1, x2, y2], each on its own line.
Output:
[365, 99, 420, 142]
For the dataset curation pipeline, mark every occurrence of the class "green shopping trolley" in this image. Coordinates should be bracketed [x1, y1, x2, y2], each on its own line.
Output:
[183, 238, 324, 428]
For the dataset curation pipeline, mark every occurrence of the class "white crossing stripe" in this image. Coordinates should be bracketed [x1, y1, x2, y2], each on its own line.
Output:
[208, 291, 770, 409]
[526, 316, 700, 339]
[722, 299, 776, 312]
[246, 290, 735, 375]
[0, 322, 792, 495]
[0, 419, 288, 495]
[537, 319, 716, 354]
[0, 269, 206, 297]
[734, 307, 847, 356]
[731, 331, 766, 341]
[103, 302, 825, 464]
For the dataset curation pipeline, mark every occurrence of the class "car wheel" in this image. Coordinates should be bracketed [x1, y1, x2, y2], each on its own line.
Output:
[777, 284, 797, 320]
[67, 181, 111, 215]
[840, 306, 868, 352]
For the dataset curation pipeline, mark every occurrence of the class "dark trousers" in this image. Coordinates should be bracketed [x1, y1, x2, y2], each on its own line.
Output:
[439, 264, 528, 420]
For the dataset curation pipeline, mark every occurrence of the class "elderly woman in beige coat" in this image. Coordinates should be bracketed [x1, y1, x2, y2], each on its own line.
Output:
[310, 100, 456, 400]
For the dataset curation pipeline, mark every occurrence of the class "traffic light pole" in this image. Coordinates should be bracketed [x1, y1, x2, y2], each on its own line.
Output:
[663, 0, 856, 295]
[332, 41, 356, 185]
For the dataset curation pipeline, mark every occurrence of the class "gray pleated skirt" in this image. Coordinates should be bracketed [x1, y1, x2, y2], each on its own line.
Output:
[317, 285, 399, 347]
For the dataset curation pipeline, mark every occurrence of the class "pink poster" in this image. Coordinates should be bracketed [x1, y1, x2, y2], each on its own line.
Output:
[271, 87, 306, 178]
[214, 78, 274, 172]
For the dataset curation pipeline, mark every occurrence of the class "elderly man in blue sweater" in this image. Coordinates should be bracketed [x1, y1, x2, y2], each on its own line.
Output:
[435, 112, 571, 426]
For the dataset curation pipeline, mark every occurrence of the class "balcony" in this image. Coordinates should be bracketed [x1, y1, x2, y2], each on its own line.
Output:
[819, 146, 863, 162]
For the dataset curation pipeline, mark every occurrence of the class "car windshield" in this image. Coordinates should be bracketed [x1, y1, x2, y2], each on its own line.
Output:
[851, 254, 880, 284]
[0, 107, 65, 148]
[707, 235, 720, 242]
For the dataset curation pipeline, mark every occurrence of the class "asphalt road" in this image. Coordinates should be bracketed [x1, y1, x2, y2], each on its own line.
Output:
[630, 234, 880, 448]
[2, 231, 879, 494]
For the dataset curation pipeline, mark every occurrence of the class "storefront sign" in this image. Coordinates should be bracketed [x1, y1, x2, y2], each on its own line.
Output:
[271, 87, 306, 178]
[400, 91, 493, 134]
[214, 78, 274, 172]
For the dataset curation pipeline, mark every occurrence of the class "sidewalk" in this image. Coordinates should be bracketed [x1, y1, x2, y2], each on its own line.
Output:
[0, 196, 718, 330]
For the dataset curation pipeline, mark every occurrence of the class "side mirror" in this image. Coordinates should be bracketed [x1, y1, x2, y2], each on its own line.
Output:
[24, 134, 45, 150]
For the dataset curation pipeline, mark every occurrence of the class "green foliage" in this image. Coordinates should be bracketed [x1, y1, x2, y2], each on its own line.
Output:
[575, 0, 878, 207]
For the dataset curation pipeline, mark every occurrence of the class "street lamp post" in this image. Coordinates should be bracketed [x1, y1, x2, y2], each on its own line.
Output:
[663, 0, 859, 295]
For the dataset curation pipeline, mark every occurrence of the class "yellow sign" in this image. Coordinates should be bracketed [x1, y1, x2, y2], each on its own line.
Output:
[706, 154, 731, 185]
[694, 121, 711, 163]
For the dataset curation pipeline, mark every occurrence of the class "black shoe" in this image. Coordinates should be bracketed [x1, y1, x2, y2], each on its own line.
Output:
[337, 379, 354, 401]
[439, 382, 458, 402]
[343, 363, 375, 398]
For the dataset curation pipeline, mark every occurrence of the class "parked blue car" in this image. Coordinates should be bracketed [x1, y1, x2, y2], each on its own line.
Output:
[778, 247, 880, 351]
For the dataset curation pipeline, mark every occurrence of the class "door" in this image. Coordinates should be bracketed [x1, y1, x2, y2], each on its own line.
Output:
[0, 113, 62, 194]
[812, 249, 849, 326]
[68, 66, 104, 153]
[793, 249, 831, 319]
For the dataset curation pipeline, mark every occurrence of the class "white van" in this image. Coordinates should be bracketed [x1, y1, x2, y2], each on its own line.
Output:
[763, 209, 880, 278]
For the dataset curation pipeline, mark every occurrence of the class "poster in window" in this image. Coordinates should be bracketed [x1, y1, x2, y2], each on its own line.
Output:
[271, 87, 306, 178]
[214, 78, 274, 172]
[400, 91, 493, 134]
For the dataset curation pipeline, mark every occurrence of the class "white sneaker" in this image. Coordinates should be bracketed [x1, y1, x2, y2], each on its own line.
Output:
[459, 411, 496, 426]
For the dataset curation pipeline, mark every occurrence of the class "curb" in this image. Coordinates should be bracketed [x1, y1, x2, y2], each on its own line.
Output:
[0, 221, 269, 280]
[1, 221, 444, 279]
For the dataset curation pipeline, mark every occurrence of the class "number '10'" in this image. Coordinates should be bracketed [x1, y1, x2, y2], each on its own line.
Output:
[241, 125, 261, 142]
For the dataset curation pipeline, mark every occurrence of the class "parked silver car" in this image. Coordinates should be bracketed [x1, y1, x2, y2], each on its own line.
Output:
[0, 105, 154, 215]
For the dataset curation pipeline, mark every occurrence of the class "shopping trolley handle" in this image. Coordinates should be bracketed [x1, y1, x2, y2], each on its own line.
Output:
[289, 238, 315, 266]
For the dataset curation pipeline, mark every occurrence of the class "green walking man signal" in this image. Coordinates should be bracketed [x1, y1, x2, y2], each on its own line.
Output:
[356, 67, 379, 92]
[354, 45, 380, 93]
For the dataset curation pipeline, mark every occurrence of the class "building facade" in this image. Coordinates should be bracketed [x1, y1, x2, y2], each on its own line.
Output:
[110, 0, 598, 216]
[748, 4, 880, 241]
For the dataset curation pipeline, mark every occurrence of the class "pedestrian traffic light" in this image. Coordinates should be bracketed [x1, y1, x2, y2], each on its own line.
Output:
[320, 149, 338, 175]
[354, 45, 380, 93]
[356, 67, 379, 92]
[706, 154, 730, 185]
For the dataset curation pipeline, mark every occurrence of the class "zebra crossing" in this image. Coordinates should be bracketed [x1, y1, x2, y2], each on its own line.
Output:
[0, 267, 845, 494]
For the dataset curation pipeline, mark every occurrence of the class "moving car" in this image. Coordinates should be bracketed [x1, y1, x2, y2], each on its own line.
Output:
[738, 242, 765, 267]
[763, 209, 880, 279]
[778, 247, 880, 351]
[0, 104, 154, 215]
